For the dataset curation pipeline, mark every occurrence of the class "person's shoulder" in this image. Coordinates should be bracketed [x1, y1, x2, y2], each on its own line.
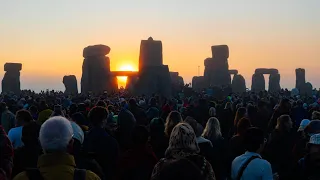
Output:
[85, 170, 101, 180]
[254, 158, 272, 168]
[12, 171, 29, 180]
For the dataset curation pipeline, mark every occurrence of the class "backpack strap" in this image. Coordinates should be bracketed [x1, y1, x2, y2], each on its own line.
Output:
[236, 156, 260, 180]
[74, 169, 86, 180]
[25, 168, 44, 180]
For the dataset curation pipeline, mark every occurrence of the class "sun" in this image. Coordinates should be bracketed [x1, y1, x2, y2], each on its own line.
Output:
[117, 64, 136, 88]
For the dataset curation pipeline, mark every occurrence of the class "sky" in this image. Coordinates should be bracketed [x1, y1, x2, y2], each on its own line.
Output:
[1, 0, 319, 92]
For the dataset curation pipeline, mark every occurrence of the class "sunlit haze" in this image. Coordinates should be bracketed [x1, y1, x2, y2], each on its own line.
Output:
[117, 64, 136, 88]
[1, 0, 319, 92]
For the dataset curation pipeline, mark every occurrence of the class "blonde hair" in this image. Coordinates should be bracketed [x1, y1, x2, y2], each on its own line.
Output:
[165, 111, 182, 137]
[202, 117, 222, 141]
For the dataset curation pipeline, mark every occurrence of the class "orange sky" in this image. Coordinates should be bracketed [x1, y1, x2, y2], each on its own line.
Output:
[1, 1, 319, 92]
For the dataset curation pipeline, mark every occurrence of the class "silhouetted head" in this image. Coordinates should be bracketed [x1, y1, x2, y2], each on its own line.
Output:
[312, 111, 320, 120]
[276, 115, 293, 132]
[165, 111, 182, 137]
[129, 98, 138, 108]
[236, 117, 252, 136]
[0, 102, 7, 112]
[22, 121, 41, 145]
[244, 127, 265, 153]
[132, 126, 149, 146]
[184, 116, 198, 136]
[16, 109, 33, 126]
[88, 106, 108, 127]
[234, 107, 246, 126]
[96, 100, 107, 108]
[150, 97, 157, 107]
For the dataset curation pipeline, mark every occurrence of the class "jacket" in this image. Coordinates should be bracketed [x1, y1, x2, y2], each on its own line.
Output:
[13, 153, 100, 180]
[1, 110, 15, 133]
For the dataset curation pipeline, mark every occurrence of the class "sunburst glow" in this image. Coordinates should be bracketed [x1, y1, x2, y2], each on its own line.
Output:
[117, 64, 135, 88]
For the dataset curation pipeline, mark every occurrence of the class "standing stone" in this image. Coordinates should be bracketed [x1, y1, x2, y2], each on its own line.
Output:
[81, 45, 114, 94]
[2, 63, 22, 94]
[139, 37, 163, 70]
[204, 45, 231, 87]
[192, 76, 206, 92]
[135, 37, 171, 97]
[63, 75, 78, 94]
[300, 82, 313, 96]
[232, 74, 246, 94]
[170, 72, 184, 93]
[135, 65, 171, 97]
[251, 73, 265, 92]
[269, 73, 281, 92]
[296, 68, 306, 91]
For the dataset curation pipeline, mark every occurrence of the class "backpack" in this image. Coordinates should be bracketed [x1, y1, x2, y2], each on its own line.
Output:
[25, 168, 86, 180]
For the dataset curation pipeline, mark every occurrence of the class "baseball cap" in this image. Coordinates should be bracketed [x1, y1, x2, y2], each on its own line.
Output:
[298, 119, 310, 132]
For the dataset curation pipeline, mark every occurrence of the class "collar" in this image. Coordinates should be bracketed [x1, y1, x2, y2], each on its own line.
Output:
[244, 151, 262, 158]
[38, 153, 76, 168]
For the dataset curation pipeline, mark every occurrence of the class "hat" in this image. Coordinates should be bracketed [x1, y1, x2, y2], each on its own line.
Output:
[309, 134, 320, 145]
[305, 120, 320, 136]
[298, 119, 310, 132]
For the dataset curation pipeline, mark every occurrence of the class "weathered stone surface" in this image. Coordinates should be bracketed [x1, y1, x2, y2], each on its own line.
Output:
[81, 46, 114, 94]
[211, 45, 229, 59]
[4, 63, 22, 72]
[63, 75, 78, 94]
[255, 68, 279, 75]
[232, 74, 246, 94]
[269, 73, 281, 92]
[192, 76, 206, 91]
[296, 68, 306, 91]
[135, 65, 171, 97]
[229, 69, 238, 75]
[251, 73, 265, 92]
[300, 82, 313, 96]
[139, 37, 163, 70]
[170, 72, 184, 93]
[83, 45, 111, 58]
[2, 63, 22, 94]
[204, 45, 231, 87]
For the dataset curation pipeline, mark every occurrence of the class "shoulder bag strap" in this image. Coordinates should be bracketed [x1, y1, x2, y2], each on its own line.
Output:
[236, 156, 260, 180]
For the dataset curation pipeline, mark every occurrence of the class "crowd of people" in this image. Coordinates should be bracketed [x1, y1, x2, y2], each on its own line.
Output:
[1, 89, 320, 180]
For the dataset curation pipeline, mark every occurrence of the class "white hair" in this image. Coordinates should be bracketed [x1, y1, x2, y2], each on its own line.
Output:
[39, 116, 73, 151]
